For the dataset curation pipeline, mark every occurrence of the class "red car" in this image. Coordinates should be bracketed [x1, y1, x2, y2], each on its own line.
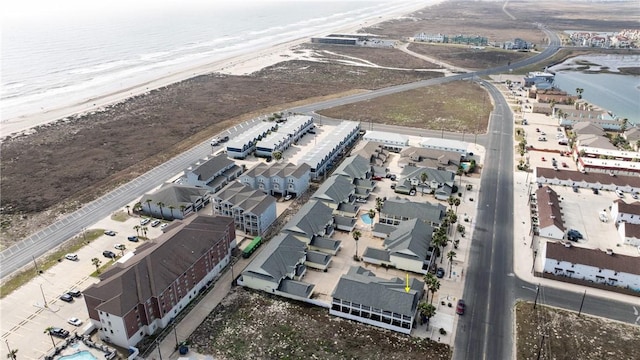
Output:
[562, 162, 568, 168]
[541, 157, 546, 162]
[372, 175, 383, 181]
[456, 299, 466, 315]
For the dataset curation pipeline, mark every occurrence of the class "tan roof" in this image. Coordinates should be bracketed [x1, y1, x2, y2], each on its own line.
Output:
[536, 186, 564, 231]
[546, 242, 640, 275]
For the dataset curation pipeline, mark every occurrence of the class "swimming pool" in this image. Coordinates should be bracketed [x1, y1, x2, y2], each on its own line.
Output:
[360, 214, 373, 225]
[59, 351, 98, 360]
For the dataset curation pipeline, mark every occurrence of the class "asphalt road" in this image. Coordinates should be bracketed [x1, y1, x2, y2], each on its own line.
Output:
[452, 79, 516, 360]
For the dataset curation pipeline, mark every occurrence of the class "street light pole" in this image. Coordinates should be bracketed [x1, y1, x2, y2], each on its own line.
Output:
[578, 290, 587, 316]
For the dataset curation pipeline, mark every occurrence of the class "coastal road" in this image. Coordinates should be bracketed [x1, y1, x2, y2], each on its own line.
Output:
[452, 80, 516, 360]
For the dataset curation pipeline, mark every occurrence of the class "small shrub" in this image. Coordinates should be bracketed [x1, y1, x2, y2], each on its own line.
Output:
[439, 328, 447, 335]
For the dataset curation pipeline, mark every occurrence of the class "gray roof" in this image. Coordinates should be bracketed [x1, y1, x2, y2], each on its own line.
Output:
[337, 203, 360, 214]
[331, 266, 424, 317]
[334, 215, 357, 229]
[189, 154, 234, 180]
[140, 183, 208, 208]
[373, 223, 397, 236]
[215, 181, 276, 215]
[400, 166, 455, 186]
[333, 155, 371, 180]
[383, 219, 433, 261]
[277, 114, 313, 133]
[362, 247, 391, 262]
[278, 279, 314, 298]
[242, 232, 306, 284]
[283, 200, 334, 237]
[305, 250, 332, 266]
[244, 162, 311, 179]
[309, 236, 341, 252]
[381, 197, 446, 224]
[312, 175, 355, 204]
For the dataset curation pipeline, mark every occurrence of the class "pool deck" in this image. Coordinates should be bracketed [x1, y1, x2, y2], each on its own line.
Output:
[51, 336, 116, 360]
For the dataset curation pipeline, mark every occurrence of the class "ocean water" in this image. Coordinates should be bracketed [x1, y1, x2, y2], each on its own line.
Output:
[1, 0, 422, 122]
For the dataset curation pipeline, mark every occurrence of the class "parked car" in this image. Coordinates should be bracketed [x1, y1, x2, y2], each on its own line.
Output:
[150, 220, 161, 227]
[68, 317, 83, 326]
[284, 194, 293, 201]
[632, 193, 639, 200]
[102, 250, 116, 258]
[220, 135, 229, 142]
[140, 218, 151, 226]
[114, 243, 126, 250]
[535, 128, 540, 132]
[59, 293, 73, 302]
[160, 223, 169, 229]
[127, 235, 139, 242]
[562, 162, 568, 168]
[572, 186, 578, 193]
[456, 299, 466, 315]
[210, 137, 220, 146]
[592, 188, 599, 195]
[49, 327, 70, 338]
[615, 190, 625, 198]
[436, 267, 445, 278]
[567, 229, 583, 239]
[65, 253, 78, 261]
[104, 230, 116, 236]
[67, 290, 81, 297]
[372, 175, 383, 181]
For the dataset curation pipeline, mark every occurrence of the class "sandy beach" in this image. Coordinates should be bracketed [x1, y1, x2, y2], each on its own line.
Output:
[1, 1, 437, 137]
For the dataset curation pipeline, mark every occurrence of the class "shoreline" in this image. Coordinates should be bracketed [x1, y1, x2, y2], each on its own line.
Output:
[1, 1, 435, 138]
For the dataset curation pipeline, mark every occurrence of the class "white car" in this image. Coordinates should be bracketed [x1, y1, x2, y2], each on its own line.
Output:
[615, 190, 625, 198]
[210, 137, 220, 146]
[114, 244, 126, 250]
[68, 317, 82, 326]
[140, 218, 151, 226]
[284, 194, 293, 201]
[65, 253, 78, 261]
[151, 219, 161, 227]
[160, 223, 169, 229]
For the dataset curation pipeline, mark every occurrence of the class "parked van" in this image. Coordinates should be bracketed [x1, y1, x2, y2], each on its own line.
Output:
[615, 190, 625, 198]
[599, 212, 608, 222]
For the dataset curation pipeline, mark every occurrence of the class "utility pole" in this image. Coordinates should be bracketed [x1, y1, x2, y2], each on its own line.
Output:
[533, 284, 540, 309]
[82, 228, 87, 243]
[33, 255, 40, 274]
[578, 290, 587, 316]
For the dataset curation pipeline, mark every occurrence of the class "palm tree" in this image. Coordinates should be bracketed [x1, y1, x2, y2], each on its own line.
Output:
[272, 151, 283, 161]
[575, 87, 584, 99]
[453, 198, 461, 213]
[133, 225, 141, 236]
[125, 205, 130, 215]
[447, 196, 455, 210]
[157, 202, 165, 220]
[44, 327, 56, 348]
[133, 201, 142, 213]
[367, 209, 376, 230]
[352, 230, 362, 259]
[179, 205, 187, 217]
[620, 118, 629, 133]
[168, 205, 176, 219]
[144, 199, 153, 213]
[418, 302, 437, 326]
[118, 245, 126, 257]
[91, 258, 102, 274]
[427, 275, 441, 304]
[447, 251, 457, 278]
[375, 197, 383, 212]
[423, 273, 436, 303]
[141, 226, 148, 238]
[6, 345, 18, 360]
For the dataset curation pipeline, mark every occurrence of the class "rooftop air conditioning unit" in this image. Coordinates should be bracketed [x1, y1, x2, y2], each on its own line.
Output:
[606, 248, 614, 255]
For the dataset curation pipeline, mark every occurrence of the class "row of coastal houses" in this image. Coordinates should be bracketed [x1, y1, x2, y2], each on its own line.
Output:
[239, 143, 454, 334]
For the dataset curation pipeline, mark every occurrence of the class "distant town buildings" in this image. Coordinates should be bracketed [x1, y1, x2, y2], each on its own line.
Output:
[567, 29, 639, 48]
